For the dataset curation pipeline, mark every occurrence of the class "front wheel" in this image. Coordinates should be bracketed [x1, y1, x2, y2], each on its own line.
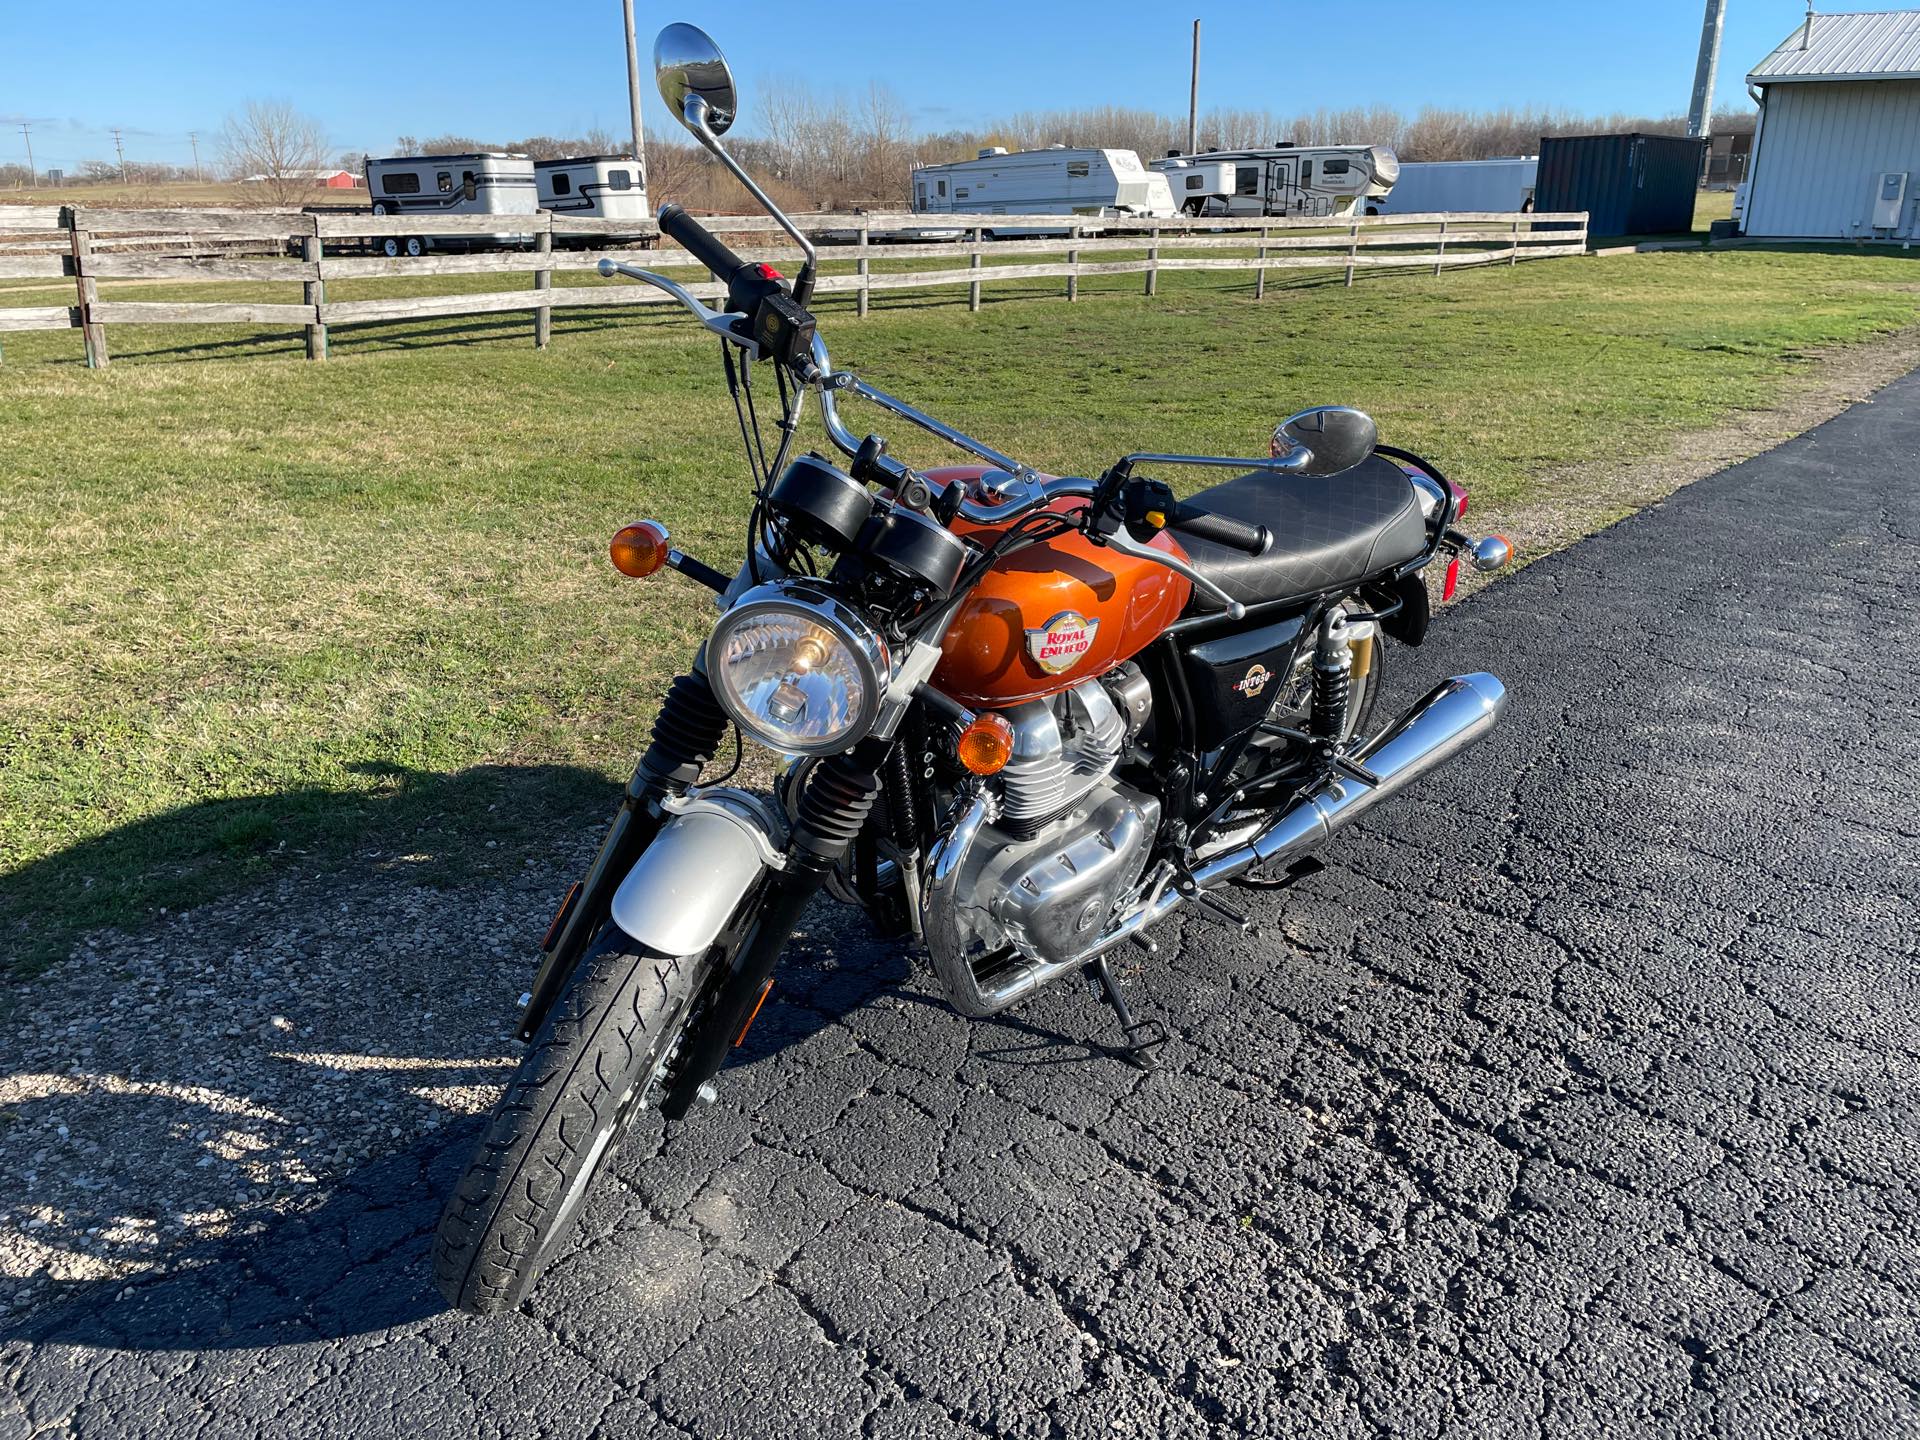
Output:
[432, 925, 716, 1315]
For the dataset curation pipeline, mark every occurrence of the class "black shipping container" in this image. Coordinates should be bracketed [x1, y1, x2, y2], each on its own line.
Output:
[1534, 133, 1706, 238]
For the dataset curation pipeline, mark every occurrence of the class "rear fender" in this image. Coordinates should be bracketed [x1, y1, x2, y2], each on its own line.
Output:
[608, 788, 787, 956]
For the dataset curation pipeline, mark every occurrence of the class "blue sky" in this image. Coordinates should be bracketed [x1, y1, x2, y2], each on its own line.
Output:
[0, 1, 1882, 172]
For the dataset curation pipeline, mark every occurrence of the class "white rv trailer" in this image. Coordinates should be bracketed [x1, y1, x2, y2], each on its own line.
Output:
[535, 154, 651, 239]
[1151, 145, 1399, 219]
[910, 146, 1177, 236]
[1367, 158, 1537, 216]
[362, 152, 538, 256]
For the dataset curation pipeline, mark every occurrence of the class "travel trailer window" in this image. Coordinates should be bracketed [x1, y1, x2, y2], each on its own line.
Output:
[382, 172, 421, 195]
[1186, 174, 1206, 190]
[437, 171, 453, 193]
[1323, 158, 1350, 175]
[1067, 162, 1090, 178]
[608, 170, 632, 190]
[956, 188, 969, 200]
[937, 180, 947, 197]
[1302, 160, 1314, 186]
[461, 171, 477, 201]
[1235, 166, 1259, 196]
[551, 172, 573, 195]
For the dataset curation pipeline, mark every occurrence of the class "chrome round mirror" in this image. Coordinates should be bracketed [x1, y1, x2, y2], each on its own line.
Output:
[654, 23, 737, 136]
[1273, 406, 1379, 477]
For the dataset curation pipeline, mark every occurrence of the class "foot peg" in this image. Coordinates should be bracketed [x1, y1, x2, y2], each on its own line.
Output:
[1085, 954, 1167, 1069]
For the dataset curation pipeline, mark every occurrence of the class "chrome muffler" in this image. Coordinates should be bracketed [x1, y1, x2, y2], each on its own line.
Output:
[1187, 671, 1508, 891]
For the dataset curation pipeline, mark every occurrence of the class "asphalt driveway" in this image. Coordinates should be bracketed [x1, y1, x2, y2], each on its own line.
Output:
[4, 370, 1918, 1438]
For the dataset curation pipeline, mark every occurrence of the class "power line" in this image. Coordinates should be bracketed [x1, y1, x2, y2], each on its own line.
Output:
[188, 130, 202, 182]
[17, 123, 32, 183]
[111, 126, 127, 183]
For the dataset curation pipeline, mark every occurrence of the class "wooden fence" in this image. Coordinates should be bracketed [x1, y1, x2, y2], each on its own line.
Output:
[0, 205, 1588, 368]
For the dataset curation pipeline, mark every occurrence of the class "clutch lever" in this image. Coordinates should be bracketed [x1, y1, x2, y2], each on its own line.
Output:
[596, 259, 761, 359]
[1095, 523, 1246, 620]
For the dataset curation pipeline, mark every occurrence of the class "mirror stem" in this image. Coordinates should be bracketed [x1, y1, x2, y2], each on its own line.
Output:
[683, 96, 818, 279]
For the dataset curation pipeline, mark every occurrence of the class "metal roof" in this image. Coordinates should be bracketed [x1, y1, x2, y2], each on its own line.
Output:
[1749, 9, 1920, 83]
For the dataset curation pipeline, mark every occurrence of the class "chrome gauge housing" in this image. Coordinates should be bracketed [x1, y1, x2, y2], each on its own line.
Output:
[707, 580, 890, 755]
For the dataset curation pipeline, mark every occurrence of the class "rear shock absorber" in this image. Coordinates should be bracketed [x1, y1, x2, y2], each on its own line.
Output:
[1310, 612, 1352, 745]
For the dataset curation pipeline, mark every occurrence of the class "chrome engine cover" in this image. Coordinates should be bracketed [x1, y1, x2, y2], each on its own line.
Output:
[930, 778, 1160, 985]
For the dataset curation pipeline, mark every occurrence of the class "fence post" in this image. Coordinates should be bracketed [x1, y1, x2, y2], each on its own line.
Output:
[303, 233, 327, 361]
[1145, 223, 1159, 297]
[69, 216, 107, 369]
[1064, 223, 1080, 302]
[857, 218, 870, 318]
[1510, 215, 1520, 268]
[1433, 217, 1448, 277]
[1346, 219, 1359, 287]
[969, 226, 982, 312]
[1254, 224, 1269, 299]
[534, 225, 553, 349]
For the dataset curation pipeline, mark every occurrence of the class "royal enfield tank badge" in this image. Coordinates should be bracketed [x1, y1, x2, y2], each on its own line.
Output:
[1233, 662, 1272, 697]
[1026, 610, 1100, 675]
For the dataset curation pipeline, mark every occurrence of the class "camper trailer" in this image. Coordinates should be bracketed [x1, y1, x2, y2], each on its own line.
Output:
[911, 146, 1176, 235]
[1151, 145, 1399, 219]
[535, 155, 651, 238]
[362, 152, 539, 256]
[1368, 158, 1537, 216]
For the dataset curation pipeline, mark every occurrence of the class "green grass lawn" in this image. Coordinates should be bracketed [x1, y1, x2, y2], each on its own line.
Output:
[3, 247, 1918, 975]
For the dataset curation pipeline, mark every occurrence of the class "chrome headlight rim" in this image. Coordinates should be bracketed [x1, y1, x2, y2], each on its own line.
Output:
[706, 580, 890, 757]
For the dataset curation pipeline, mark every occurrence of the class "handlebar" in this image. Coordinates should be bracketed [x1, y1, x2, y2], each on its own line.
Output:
[1165, 500, 1270, 556]
[656, 203, 751, 289]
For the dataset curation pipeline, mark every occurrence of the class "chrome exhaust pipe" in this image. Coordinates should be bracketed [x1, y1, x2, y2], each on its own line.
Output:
[1188, 672, 1508, 890]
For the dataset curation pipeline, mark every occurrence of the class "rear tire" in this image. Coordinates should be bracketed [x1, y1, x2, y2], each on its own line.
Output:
[432, 925, 712, 1315]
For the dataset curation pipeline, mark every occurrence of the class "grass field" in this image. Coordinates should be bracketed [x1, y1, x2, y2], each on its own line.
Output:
[3, 246, 1918, 975]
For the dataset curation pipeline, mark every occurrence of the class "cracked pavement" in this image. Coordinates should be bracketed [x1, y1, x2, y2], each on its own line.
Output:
[5, 369, 1919, 1438]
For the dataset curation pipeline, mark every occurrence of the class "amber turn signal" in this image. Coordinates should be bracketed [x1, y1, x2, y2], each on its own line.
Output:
[955, 712, 1017, 776]
[610, 520, 670, 578]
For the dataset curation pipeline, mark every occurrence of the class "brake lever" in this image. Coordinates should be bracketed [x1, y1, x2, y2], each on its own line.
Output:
[1096, 523, 1245, 620]
[596, 259, 761, 359]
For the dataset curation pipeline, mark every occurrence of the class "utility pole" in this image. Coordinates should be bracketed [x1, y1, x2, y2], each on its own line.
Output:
[111, 126, 128, 183]
[622, 0, 649, 195]
[18, 123, 33, 184]
[1687, 0, 1727, 138]
[188, 130, 203, 182]
[1187, 19, 1201, 155]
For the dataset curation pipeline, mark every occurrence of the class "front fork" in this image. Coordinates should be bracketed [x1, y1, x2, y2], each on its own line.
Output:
[519, 667, 886, 1119]
[518, 671, 731, 1040]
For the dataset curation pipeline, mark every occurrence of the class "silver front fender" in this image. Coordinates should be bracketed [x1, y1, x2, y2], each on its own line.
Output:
[608, 788, 786, 956]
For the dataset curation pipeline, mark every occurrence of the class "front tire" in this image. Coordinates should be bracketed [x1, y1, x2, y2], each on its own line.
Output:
[433, 926, 712, 1315]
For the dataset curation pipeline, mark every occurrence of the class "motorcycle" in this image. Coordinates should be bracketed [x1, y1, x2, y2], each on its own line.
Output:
[434, 23, 1513, 1316]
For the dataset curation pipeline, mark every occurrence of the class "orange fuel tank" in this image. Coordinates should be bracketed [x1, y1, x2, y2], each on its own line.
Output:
[924, 467, 1192, 708]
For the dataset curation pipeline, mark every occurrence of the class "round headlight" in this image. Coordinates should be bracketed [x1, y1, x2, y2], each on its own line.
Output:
[707, 582, 889, 755]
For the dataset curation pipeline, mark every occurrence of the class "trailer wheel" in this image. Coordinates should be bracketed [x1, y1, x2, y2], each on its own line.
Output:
[405, 236, 426, 258]
[381, 236, 402, 258]
[372, 201, 389, 217]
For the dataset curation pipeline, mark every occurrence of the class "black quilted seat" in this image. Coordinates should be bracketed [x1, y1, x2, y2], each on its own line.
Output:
[1178, 453, 1427, 609]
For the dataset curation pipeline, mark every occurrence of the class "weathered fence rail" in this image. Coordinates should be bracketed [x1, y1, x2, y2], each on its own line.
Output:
[0, 206, 1587, 367]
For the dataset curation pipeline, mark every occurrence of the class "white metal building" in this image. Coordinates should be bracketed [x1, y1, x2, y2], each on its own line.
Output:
[1743, 9, 1920, 240]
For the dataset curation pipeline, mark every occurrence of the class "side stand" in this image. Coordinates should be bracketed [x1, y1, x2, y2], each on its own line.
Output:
[1085, 953, 1167, 1069]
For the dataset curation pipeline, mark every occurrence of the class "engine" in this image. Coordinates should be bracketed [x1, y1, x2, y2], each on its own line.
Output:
[920, 665, 1163, 1013]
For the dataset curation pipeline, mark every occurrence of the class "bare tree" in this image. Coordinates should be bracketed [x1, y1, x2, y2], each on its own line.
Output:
[221, 100, 329, 205]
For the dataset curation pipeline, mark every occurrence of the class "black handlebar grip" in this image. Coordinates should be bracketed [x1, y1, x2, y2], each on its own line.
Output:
[1170, 502, 1269, 556]
[657, 202, 750, 285]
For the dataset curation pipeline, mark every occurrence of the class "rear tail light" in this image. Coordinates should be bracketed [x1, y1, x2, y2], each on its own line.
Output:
[1445, 479, 1469, 522]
